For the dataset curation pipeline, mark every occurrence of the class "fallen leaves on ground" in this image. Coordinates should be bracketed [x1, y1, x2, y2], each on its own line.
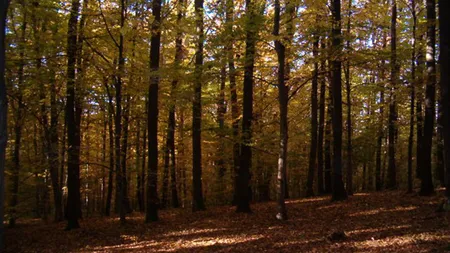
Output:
[5, 190, 450, 252]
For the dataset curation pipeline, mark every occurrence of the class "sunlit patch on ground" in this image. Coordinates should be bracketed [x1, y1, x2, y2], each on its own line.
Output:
[5, 190, 450, 253]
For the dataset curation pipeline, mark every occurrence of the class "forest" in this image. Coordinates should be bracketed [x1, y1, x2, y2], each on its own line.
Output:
[0, 0, 450, 251]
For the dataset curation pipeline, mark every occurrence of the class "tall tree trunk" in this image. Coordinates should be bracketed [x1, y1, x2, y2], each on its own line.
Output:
[317, 39, 326, 195]
[344, 0, 353, 195]
[416, 42, 424, 180]
[274, 0, 288, 220]
[236, 0, 257, 213]
[9, 4, 26, 227]
[65, 0, 81, 230]
[104, 85, 114, 216]
[438, 0, 450, 200]
[139, 102, 147, 212]
[192, 0, 206, 212]
[408, 0, 417, 193]
[226, 0, 240, 206]
[331, 0, 347, 201]
[306, 34, 319, 197]
[121, 95, 131, 213]
[420, 0, 436, 196]
[324, 86, 332, 194]
[216, 66, 226, 203]
[386, 0, 398, 190]
[0, 0, 10, 248]
[146, 0, 161, 223]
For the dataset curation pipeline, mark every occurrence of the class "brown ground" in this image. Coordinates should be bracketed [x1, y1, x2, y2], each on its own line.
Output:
[5, 190, 450, 252]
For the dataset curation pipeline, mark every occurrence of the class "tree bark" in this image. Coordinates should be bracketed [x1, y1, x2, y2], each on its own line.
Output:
[236, 0, 256, 213]
[408, 0, 417, 193]
[438, 0, 450, 200]
[274, 0, 288, 220]
[331, 0, 347, 201]
[65, 0, 81, 230]
[317, 40, 326, 195]
[386, 0, 398, 190]
[146, 0, 161, 222]
[192, 0, 206, 212]
[344, 0, 353, 195]
[420, 0, 436, 196]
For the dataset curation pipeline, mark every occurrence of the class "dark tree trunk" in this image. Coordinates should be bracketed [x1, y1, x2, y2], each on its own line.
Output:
[105, 87, 114, 216]
[386, 0, 398, 190]
[65, 0, 81, 230]
[236, 0, 256, 213]
[0, 0, 10, 248]
[331, 0, 347, 201]
[9, 5, 26, 227]
[420, 0, 436, 196]
[146, 0, 161, 222]
[192, 0, 206, 212]
[438, 0, 450, 199]
[344, 0, 353, 195]
[306, 34, 319, 197]
[408, 0, 417, 193]
[437, 99, 445, 186]
[274, 0, 287, 220]
[324, 87, 332, 194]
[139, 104, 147, 212]
[416, 44, 424, 180]
[317, 39, 326, 195]
[121, 95, 131, 213]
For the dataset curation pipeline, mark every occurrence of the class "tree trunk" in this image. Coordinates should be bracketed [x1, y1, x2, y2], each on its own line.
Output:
[105, 86, 114, 216]
[344, 0, 353, 195]
[0, 1, 10, 248]
[408, 0, 417, 193]
[121, 95, 131, 213]
[306, 33, 319, 197]
[9, 4, 26, 227]
[216, 66, 227, 203]
[192, 0, 206, 212]
[65, 0, 81, 230]
[317, 39, 326, 195]
[420, 0, 436, 196]
[331, 0, 347, 201]
[274, 0, 287, 220]
[438, 0, 450, 200]
[386, 0, 398, 190]
[324, 87, 332, 194]
[146, 0, 161, 222]
[236, 0, 256, 213]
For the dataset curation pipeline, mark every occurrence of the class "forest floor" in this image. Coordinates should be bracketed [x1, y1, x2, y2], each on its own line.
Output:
[5, 190, 450, 253]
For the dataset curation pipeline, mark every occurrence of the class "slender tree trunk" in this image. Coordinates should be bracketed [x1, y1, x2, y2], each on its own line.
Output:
[317, 39, 326, 195]
[226, 0, 240, 206]
[105, 88, 114, 216]
[236, 0, 256, 213]
[0, 1, 9, 247]
[146, 0, 161, 222]
[139, 104, 147, 212]
[306, 34, 319, 197]
[344, 0, 353, 195]
[438, 0, 450, 200]
[386, 0, 398, 190]
[408, 0, 417, 193]
[9, 5, 26, 227]
[121, 95, 131, 213]
[420, 0, 436, 196]
[65, 0, 81, 230]
[216, 66, 226, 203]
[324, 87, 332, 194]
[192, 0, 206, 212]
[331, 0, 347, 201]
[416, 43, 424, 180]
[274, 0, 287, 220]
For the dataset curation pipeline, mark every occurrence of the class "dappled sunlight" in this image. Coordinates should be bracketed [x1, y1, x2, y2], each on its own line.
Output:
[347, 224, 412, 236]
[349, 206, 418, 217]
[286, 196, 329, 204]
[162, 228, 228, 237]
[351, 232, 450, 250]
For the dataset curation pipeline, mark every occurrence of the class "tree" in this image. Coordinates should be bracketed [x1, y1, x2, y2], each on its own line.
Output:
[344, 0, 353, 195]
[439, 0, 450, 200]
[420, 0, 436, 196]
[146, 0, 162, 222]
[236, 0, 257, 213]
[306, 32, 319, 198]
[317, 39, 326, 195]
[192, 0, 206, 212]
[330, 0, 347, 201]
[0, 0, 11, 248]
[274, 0, 288, 220]
[386, 0, 398, 190]
[65, 0, 82, 230]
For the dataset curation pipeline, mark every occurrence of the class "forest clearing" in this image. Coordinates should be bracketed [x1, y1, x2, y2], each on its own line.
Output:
[5, 191, 450, 252]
